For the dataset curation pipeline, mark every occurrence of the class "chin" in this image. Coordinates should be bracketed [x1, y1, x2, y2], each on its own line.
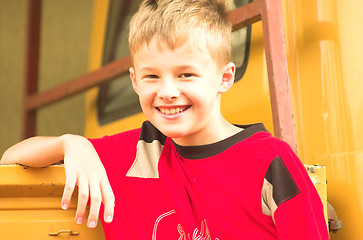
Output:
[160, 130, 185, 139]
[156, 125, 188, 139]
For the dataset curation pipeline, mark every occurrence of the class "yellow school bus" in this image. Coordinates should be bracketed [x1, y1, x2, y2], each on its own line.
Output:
[0, 0, 362, 239]
[85, 0, 363, 239]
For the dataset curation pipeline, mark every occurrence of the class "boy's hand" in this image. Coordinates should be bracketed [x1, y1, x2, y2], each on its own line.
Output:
[60, 134, 115, 228]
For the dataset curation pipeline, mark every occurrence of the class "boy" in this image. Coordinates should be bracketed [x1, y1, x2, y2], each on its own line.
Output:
[1, 0, 329, 239]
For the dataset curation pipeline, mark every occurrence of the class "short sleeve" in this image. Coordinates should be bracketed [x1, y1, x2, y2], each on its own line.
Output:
[265, 143, 329, 240]
[262, 142, 329, 240]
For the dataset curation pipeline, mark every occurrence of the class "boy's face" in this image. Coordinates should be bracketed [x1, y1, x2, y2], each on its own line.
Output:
[130, 38, 235, 145]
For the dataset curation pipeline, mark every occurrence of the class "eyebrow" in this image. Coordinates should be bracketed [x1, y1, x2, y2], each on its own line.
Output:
[138, 67, 156, 72]
[176, 65, 198, 71]
[138, 65, 199, 73]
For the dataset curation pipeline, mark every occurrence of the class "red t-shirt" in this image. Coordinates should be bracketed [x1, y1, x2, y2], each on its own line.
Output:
[89, 121, 329, 240]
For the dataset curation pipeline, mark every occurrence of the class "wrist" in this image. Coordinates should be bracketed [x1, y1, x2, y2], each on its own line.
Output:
[59, 134, 93, 157]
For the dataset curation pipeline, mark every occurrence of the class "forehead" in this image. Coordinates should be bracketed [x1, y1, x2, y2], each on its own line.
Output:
[133, 33, 209, 54]
[132, 37, 213, 60]
[132, 37, 218, 71]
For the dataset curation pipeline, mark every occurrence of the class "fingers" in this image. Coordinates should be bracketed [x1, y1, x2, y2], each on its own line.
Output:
[61, 174, 77, 210]
[75, 177, 90, 225]
[62, 173, 92, 226]
[62, 174, 115, 228]
[79, 178, 115, 228]
[87, 179, 102, 228]
[60, 136, 113, 228]
[101, 178, 115, 223]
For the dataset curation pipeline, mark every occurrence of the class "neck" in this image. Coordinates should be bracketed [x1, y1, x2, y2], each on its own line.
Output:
[172, 118, 243, 146]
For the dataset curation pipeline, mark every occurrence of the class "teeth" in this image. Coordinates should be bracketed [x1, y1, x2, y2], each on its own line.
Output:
[159, 106, 188, 115]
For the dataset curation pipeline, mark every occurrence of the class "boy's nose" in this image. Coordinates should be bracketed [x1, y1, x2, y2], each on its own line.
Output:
[157, 80, 180, 101]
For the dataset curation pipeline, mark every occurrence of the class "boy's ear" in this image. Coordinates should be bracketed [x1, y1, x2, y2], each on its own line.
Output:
[218, 62, 236, 93]
[129, 67, 139, 95]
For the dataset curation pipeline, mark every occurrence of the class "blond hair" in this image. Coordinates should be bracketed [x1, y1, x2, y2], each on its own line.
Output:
[129, 0, 232, 66]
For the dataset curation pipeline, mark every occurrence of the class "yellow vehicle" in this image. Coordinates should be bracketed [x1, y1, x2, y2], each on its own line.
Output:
[86, 1, 363, 239]
[86, 1, 363, 238]
[0, 0, 362, 239]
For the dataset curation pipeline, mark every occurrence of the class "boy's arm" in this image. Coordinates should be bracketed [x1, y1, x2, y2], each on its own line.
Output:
[267, 144, 329, 239]
[0, 134, 115, 228]
[1, 136, 64, 167]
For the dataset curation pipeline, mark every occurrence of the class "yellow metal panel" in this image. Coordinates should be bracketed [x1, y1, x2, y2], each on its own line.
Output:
[282, 0, 363, 238]
[0, 165, 105, 239]
[0, 210, 104, 240]
[305, 164, 328, 229]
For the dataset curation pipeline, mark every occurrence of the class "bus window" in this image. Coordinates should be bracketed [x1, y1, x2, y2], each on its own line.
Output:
[98, 0, 251, 125]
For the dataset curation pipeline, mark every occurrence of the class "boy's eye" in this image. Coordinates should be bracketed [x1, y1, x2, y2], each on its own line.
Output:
[179, 73, 193, 78]
[144, 75, 159, 79]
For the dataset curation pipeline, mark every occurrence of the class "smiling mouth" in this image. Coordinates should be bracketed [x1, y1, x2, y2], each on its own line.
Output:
[156, 105, 191, 115]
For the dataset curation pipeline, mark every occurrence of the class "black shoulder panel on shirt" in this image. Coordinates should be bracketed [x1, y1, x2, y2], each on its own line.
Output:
[140, 121, 167, 144]
[265, 156, 300, 206]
